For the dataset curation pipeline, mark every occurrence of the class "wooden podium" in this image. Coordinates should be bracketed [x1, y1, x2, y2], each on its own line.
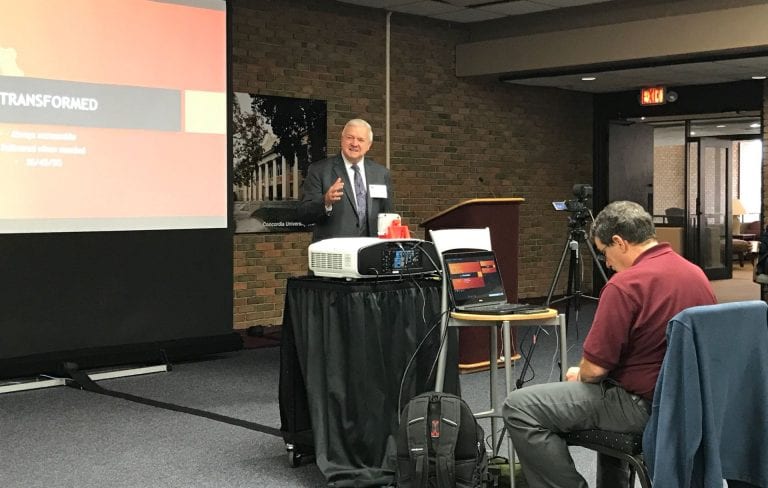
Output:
[421, 198, 524, 368]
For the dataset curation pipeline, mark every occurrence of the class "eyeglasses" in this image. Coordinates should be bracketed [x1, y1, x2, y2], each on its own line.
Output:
[597, 242, 613, 256]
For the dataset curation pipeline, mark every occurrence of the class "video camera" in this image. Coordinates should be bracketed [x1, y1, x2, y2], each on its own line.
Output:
[552, 184, 593, 229]
[552, 184, 592, 212]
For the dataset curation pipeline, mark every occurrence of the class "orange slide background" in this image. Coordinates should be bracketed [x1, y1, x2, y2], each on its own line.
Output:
[1, 0, 225, 90]
[0, 1, 227, 223]
[449, 260, 500, 291]
[452, 276, 486, 291]
[449, 262, 481, 275]
[0, 124, 225, 219]
[449, 261, 483, 291]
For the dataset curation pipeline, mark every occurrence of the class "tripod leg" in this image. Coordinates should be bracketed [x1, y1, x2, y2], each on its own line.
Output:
[585, 239, 609, 283]
[515, 327, 542, 389]
[571, 243, 584, 336]
[568, 237, 606, 339]
[546, 236, 574, 307]
[564, 241, 579, 329]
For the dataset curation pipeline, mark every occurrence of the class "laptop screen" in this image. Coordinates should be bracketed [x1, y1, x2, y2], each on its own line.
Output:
[443, 250, 507, 307]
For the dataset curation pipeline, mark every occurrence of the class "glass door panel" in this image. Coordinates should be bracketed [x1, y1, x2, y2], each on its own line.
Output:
[693, 138, 731, 280]
[686, 141, 698, 260]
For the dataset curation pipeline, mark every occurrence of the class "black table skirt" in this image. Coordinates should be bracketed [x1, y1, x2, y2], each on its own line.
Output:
[279, 275, 458, 487]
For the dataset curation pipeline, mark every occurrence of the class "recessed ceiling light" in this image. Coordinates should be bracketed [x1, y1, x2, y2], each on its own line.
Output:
[640, 116, 646, 121]
[690, 131, 696, 136]
[716, 125, 726, 128]
[750, 123, 761, 128]
[581, 76, 596, 81]
[752, 75, 767, 80]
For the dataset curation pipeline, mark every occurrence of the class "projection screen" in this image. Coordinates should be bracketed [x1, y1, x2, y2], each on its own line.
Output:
[0, 0, 234, 377]
[0, 0, 228, 233]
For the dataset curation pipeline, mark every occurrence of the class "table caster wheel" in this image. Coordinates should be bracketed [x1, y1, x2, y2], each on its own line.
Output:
[286, 445, 303, 467]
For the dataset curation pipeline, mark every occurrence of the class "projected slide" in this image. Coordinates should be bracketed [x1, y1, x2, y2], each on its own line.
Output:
[0, 0, 227, 233]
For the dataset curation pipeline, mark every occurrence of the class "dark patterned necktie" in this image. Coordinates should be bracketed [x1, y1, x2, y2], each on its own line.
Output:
[352, 164, 367, 225]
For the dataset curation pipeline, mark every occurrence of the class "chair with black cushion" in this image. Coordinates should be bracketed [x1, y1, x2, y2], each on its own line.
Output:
[664, 207, 686, 227]
[563, 430, 651, 488]
[562, 302, 768, 488]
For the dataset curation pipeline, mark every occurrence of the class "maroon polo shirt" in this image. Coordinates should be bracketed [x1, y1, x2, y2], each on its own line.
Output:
[582, 243, 716, 400]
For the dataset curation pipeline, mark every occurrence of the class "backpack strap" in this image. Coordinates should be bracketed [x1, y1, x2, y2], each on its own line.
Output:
[406, 395, 430, 488]
[435, 396, 461, 488]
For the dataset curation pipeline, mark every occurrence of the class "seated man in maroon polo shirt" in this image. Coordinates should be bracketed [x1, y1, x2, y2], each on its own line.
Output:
[502, 200, 716, 488]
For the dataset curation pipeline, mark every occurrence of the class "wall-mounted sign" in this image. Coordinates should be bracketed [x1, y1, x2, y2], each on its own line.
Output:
[640, 86, 666, 105]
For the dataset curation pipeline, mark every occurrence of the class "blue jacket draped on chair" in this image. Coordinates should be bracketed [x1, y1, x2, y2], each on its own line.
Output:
[643, 300, 768, 487]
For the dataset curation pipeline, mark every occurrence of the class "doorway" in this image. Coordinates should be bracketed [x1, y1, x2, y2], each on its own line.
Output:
[687, 137, 730, 279]
[607, 113, 761, 278]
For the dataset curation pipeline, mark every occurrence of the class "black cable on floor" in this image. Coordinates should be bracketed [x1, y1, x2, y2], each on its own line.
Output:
[63, 362, 282, 438]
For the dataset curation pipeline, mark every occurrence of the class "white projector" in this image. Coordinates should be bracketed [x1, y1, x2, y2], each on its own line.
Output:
[308, 237, 439, 279]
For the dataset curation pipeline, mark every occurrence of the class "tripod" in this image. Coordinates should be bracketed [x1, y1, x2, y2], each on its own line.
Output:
[512, 217, 609, 391]
[545, 218, 608, 332]
[505, 216, 609, 457]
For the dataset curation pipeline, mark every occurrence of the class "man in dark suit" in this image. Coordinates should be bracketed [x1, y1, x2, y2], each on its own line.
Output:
[299, 119, 393, 242]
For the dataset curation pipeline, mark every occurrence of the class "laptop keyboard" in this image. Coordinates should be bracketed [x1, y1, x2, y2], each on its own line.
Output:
[461, 302, 534, 313]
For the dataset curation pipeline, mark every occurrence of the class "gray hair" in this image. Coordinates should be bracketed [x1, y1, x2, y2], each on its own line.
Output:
[343, 118, 373, 142]
[590, 201, 655, 245]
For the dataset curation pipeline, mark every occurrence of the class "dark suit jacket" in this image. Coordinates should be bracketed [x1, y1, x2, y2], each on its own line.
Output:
[298, 155, 393, 242]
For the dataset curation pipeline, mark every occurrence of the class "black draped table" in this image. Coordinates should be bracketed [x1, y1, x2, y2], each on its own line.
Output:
[279, 275, 458, 487]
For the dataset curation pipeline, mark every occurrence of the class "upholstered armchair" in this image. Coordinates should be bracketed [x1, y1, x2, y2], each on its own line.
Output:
[739, 220, 762, 236]
[733, 220, 761, 267]
[733, 238, 752, 267]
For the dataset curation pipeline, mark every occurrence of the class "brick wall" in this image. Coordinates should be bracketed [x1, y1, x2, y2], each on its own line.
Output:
[230, 0, 593, 329]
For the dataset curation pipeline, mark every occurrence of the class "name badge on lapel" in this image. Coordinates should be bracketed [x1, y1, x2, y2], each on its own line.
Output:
[369, 184, 387, 199]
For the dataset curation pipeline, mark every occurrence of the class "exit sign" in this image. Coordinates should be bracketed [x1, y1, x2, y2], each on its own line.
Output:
[640, 86, 666, 105]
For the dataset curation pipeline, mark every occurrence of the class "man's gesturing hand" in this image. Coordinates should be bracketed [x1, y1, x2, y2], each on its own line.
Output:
[324, 178, 344, 206]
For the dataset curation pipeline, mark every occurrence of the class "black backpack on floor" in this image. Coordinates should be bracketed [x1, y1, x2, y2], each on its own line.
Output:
[395, 392, 488, 487]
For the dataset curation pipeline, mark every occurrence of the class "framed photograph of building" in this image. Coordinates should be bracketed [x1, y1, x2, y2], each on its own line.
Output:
[232, 93, 327, 233]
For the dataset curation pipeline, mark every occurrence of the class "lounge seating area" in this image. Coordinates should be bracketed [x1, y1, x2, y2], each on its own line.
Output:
[733, 238, 752, 267]
[734, 220, 762, 267]
[739, 220, 763, 236]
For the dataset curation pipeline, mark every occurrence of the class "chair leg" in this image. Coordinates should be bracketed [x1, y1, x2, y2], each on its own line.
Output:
[625, 456, 651, 488]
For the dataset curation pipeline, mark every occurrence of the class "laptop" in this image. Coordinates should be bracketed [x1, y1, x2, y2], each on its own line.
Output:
[442, 249, 546, 315]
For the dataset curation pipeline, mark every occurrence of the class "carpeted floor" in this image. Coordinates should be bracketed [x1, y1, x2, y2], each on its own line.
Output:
[0, 347, 324, 488]
[239, 325, 282, 349]
[0, 302, 600, 488]
[2, 275, 756, 488]
[711, 264, 761, 303]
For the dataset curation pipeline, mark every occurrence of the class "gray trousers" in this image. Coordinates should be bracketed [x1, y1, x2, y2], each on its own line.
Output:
[502, 380, 650, 488]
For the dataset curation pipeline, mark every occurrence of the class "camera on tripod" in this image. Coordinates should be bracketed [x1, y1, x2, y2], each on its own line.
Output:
[552, 184, 593, 228]
[546, 182, 608, 321]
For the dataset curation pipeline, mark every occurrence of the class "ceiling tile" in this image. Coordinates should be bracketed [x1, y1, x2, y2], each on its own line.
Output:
[432, 8, 507, 23]
[506, 57, 768, 93]
[534, 0, 613, 7]
[335, 0, 415, 7]
[442, 0, 494, 5]
[387, 1, 460, 16]
[482, 1, 554, 15]
[715, 57, 768, 73]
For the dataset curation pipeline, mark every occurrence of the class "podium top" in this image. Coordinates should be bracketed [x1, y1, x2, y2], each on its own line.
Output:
[420, 197, 524, 228]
